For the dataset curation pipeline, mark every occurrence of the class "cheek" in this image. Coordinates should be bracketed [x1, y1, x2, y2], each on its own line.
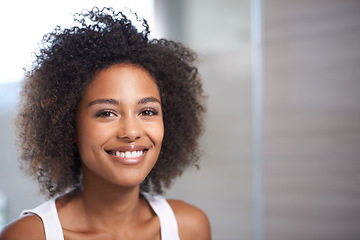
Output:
[76, 119, 109, 154]
[150, 121, 164, 146]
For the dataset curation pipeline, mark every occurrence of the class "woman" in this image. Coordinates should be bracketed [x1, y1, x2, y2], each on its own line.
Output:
[0, 7, 210, 240]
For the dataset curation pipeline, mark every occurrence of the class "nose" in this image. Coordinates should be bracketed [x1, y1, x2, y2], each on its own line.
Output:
[117, 115, 141, 141]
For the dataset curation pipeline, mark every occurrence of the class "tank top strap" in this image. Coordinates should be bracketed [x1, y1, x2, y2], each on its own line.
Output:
[20, 199, 64, 240]
[142, 193, 181, 240]
[20, 194, 180, 240]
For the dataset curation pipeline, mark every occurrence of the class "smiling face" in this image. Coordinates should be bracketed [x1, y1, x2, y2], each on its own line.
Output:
[76, 64, 164, 189]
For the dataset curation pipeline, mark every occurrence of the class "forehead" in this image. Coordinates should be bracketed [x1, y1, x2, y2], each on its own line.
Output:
[82, 64, 160, 101]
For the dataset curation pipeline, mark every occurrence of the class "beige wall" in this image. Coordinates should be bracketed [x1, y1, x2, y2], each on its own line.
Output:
[264, 0, 360, 239]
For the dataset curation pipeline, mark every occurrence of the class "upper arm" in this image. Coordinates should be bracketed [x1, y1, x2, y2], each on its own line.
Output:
[0, 214, 45, 240]
[168, 200, 211, 240]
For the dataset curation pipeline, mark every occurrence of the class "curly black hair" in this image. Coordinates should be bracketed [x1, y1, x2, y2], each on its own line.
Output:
[15, 7, 206, 198]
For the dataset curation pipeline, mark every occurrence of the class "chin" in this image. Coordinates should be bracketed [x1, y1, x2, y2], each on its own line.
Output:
[108, 172, 148, 188]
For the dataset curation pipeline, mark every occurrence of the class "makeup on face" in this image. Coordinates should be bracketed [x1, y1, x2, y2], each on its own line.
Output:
[75, 64, 164, 188]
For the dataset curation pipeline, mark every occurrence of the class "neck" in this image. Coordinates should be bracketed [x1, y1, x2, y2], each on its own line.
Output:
[77, 168, 145, 228]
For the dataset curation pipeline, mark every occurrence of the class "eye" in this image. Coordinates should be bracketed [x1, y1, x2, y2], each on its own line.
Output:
[95, 110, 117, 118]
[140, 109, 159, 117]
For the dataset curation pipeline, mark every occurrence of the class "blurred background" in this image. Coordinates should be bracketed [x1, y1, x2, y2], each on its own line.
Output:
[0, 0, 360, 240]
[263, 1, 360, 239]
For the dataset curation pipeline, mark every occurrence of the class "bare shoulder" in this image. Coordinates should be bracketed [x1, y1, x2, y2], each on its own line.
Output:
[0, 214, 45, 240]
[167, 199, 211, 240]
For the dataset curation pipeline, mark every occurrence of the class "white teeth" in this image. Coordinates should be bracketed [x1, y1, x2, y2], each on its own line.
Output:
[113, 150, 144, 158]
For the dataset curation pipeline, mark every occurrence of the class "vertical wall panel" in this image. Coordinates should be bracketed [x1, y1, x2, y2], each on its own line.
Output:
[264, 1, 360, 239]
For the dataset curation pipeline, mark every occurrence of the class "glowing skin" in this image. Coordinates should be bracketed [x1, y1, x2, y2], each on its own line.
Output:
[76, 64, 164, 189]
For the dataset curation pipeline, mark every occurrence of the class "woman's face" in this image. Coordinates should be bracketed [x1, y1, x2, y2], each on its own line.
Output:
[76, 64, 164, 189]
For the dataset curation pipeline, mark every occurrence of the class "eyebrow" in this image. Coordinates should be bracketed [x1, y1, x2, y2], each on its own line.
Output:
[138, 97, 161, 105]
[88, 97, 161, 107]
[88, 98, 119, 107]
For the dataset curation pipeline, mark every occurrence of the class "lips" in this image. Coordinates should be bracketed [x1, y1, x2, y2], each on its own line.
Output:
[105, 145, 149, 165]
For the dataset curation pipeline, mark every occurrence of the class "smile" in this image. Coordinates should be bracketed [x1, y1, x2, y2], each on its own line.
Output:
[107, 150, 145, 158]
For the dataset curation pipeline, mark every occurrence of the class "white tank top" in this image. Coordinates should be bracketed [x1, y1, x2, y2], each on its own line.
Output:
[21, 193, 180, 240]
